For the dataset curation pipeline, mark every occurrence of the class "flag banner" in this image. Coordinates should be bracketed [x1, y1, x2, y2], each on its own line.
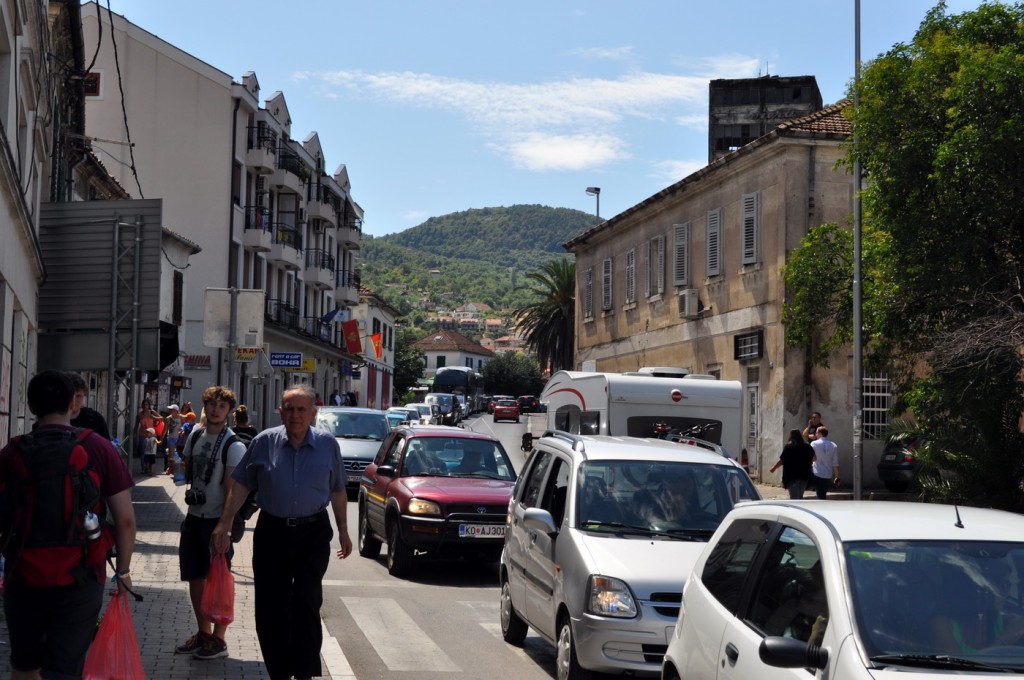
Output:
[341, 320, 362, 354]
[371, 332, 383, 359]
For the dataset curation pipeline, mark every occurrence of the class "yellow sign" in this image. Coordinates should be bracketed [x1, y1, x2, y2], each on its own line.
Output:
[235, 346, 261, 362]
[285, 358, 316, 373]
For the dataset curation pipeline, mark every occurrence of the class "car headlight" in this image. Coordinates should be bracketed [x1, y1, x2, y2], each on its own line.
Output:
[587, 575, 637, 618]
[407, 498, 441, 516]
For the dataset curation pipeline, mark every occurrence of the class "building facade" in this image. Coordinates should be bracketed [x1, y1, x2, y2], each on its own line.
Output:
[567, 102, 888, 486]
[81, 5, 363, 428]
[411, 329, 495, 380]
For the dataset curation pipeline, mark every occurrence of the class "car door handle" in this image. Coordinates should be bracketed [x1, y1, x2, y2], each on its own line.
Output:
[724, 642, 739, 666]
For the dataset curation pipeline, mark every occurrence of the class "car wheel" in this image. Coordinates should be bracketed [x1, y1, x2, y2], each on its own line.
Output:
[493, 416, 499, 423]
[386, 518, 413, 577]
[357, 504, 382, 558]
[556, 616, 592, 680]
[500, 579, 528, 645]
[884, 479, 910, 493]
[515, 417, 520, 423]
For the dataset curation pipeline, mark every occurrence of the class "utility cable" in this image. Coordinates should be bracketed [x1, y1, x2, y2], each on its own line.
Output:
[105, 0, 143, 198]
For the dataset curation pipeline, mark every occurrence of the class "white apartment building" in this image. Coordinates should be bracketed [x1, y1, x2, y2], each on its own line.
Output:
[350, 287, 400, 409]
[81, 4, 364, 428]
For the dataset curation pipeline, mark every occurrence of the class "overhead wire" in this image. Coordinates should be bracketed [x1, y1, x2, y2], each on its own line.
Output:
[105, 0, 143, 198]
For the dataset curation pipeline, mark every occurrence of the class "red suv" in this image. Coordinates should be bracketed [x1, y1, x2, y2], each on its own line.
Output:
[357, 426, 517, 577]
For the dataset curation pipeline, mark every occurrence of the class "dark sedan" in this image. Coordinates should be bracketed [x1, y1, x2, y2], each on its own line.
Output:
[357, 426, 517, 577]
[876, 436, 925, 492]
[516, 395, 539, 413]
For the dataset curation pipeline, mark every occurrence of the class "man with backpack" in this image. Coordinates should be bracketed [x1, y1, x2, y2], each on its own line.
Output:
[175, 385, 249, 661]
[0, 370, 136, 680]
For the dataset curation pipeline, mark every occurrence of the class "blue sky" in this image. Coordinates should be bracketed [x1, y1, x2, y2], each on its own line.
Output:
[101, 0, 984, 237]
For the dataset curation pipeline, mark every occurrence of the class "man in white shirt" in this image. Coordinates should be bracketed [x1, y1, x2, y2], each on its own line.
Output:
[810, 426, 840, 499]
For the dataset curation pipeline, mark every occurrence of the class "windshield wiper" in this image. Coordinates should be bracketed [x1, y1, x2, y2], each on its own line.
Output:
[870, 654, 1016, 672]
[338, 434, 378, 440]
[579, 521, 701, 540]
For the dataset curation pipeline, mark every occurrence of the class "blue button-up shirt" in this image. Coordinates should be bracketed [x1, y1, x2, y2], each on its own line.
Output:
[231, 424, 346, 518]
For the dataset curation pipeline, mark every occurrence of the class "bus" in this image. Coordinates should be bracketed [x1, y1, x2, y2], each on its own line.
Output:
[431, 366, 485, 414]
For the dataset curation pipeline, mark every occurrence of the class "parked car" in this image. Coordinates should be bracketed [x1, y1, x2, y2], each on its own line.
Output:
[876, 436, 925, 492]
[663, 500, 1024, 680]
[488, 395, 514, 414]
[517, 395, 539, 413]
[357, 426, 517, 577]
[492, 399, 520, 423]
[314, 407, 390, 492]
[500, 431, 759, 679]
[405, 402, 434, 425]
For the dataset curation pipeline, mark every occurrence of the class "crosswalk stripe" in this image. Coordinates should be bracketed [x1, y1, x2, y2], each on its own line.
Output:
[321, 617, 355, 679]
[342, 596, 461, 672]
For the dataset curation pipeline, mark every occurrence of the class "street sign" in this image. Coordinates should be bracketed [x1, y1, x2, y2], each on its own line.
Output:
[202, 288, 265, 348]
[235, 346, 260, 362]
[285, 358, 316, 373]
[269, 352, 302, 368]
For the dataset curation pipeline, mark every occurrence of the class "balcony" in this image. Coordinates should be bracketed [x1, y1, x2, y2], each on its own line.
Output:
[267, 224, 303, 270]
[271, 149, 308, 194]
[245, 126, 277, 174]
[300, 316, 336, 345]
[242, 206, 272, 251]
[265, 298, 301, 331]
[307, 190, 337, 228]
[335, 269, 360, 305]
[337, 217, 362, 249]
[303, 249, 336, 290]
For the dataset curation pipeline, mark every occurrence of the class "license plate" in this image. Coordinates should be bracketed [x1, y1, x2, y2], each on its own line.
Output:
[459, 523, 505, 538]
[883, 454, 897, 461]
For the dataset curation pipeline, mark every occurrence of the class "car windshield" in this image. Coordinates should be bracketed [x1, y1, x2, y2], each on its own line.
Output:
[401, 437, 516, 481]
[315, 412, 389, 440]
[848, 540, 1024, 669]
[575, 460, 758, 535]
[496, 400, 516, 407]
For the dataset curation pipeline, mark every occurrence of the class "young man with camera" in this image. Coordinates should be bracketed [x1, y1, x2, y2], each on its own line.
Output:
[175, 385, 248, 660]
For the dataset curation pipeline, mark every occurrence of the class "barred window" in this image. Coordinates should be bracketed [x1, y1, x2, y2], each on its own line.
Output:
[863, 373, 892, 440]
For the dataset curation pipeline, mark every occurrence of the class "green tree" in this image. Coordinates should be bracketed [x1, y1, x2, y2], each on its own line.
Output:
[514, 257, 576, 374]
[482, 352, 545, 397]
[783, 2, 1024, 510]
[393, 329, 427, 398]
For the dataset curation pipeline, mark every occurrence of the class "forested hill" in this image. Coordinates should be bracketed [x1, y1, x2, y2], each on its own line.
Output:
[359, 205, 597, 319]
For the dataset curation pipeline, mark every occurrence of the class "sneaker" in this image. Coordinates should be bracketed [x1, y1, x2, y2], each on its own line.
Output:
[193, 635, 228, 660]
[175, 631, 211, 654]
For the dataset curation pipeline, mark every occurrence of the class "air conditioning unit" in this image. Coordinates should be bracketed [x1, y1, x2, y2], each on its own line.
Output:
[679, 288, 701, 319]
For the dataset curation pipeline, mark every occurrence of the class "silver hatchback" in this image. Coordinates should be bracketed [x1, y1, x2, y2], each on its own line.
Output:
[500, 431, 759, 680]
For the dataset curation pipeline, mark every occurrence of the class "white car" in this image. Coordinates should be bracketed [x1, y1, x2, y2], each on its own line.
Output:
[405, 402, 434, 425]
[500, 431, 760, 680]
[663, 500, 1024, 680]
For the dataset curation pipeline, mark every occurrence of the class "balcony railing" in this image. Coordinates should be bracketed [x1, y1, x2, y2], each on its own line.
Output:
[265, 298, 300, 330]
[247, 125, 277, 153]
[277, 148, 311, 182]
[244, 206, 271, 231]
[301, 316, 334, 343]
[305, 249, 335, 271]
[336, 269, 360, 289]
[273, 224, 303, 250]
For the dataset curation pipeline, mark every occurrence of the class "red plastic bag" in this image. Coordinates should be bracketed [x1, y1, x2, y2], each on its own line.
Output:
[83, 591, 145, 679]
[200, 553, 234, 625]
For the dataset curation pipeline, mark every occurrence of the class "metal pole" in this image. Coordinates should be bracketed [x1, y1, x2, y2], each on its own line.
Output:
[852, 0, 864, 500]
[228, 287, 238, 390]
[107, 217, 119, 436]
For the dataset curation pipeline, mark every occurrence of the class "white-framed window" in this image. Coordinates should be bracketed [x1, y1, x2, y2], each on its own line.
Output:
[673, 222, 690, 287]
[706, 208, 721, 277]
[601, 257, 613, 311]
[645, 235, 665, 298]
[625, 248, 636, 304]
[741, 191, 759, 265]
[583, 266, 594, 319]
[863, 373, 892, 440]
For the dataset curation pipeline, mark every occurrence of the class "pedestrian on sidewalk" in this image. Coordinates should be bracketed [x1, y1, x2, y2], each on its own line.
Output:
[212, 384, 352, 680]
[769, 429, 814, 499]
[0, 370, 136, 680]
[174, 385, 248, 661]
[810, 426, 840, 499]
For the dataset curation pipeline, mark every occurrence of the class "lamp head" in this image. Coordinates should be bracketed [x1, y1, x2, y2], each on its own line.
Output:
[585, 186, 601, 196]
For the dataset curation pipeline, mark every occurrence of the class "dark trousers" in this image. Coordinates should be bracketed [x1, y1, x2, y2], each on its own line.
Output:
[813, 475, 832, 499]
[252, 511, 333, 680]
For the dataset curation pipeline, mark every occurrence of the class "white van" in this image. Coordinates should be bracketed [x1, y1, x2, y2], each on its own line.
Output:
[541, 369, 742, 459]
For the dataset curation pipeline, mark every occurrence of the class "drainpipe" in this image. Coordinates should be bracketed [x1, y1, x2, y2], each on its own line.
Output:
[218, 96, 242, 387]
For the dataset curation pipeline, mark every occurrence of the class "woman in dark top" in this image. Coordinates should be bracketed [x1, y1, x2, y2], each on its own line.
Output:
[769, 429, 815, 499]
[231, 404, 259, 441]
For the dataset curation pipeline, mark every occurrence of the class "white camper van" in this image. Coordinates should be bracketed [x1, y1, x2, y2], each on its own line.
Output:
[541, 369, 743, 458]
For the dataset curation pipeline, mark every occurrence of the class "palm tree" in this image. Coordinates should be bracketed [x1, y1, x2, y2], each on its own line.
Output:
[514, 257, 575, 374]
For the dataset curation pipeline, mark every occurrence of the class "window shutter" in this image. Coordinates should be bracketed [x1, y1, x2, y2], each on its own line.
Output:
[644, 240, 653, 298]
[625, 249, 636, 303]
[601, 258, 613, 310]
[741, 192, 759, 265]
[706, 209, 721, 277]
[673, 223, 690, 286]
[655, 235, 665, 294]
[583, 267, 594, 318]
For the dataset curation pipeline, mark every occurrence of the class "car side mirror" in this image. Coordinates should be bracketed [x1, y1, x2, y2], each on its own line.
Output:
[376, 464, 396, 478]
[758, 636, 828, 670]
[523, 507, 558, 535]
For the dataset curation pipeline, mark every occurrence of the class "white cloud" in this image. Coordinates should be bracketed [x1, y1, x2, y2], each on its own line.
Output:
[311, 56, 756, 172]
[651, 158, 707, 186]
[566, 46, 635, 60]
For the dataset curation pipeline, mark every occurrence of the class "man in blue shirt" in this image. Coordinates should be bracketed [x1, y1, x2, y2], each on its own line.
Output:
[212, 384, 352, 680]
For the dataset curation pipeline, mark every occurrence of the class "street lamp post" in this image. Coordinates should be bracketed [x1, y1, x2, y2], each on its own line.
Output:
[585, 186, 601, 219]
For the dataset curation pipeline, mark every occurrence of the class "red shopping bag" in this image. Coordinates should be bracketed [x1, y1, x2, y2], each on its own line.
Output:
[200, 553, 235, 625]
[83, 591, 145, 679]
